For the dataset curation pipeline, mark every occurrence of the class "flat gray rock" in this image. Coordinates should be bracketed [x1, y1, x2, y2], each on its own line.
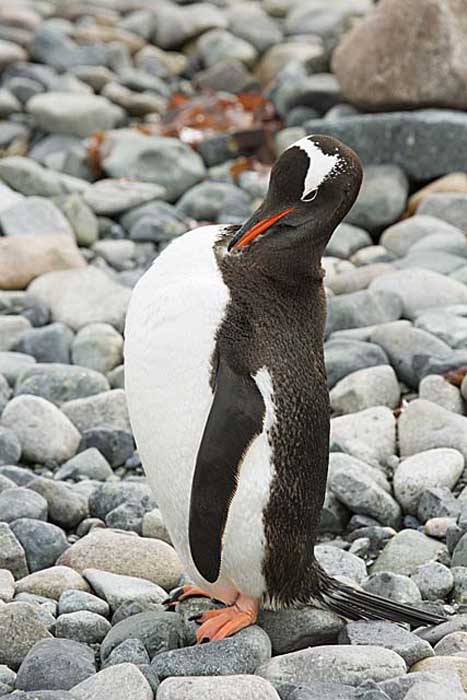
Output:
[10, 518, 68, 572]
[15, 638, 95, 691]
[371, 529, 447, 576]
[100, 610, 185, 661]
[398, 400, 467, 462]
[15, 363, 110, 406]
[27, 92, 124, 138]
[345, 165, 408, 232]
[83, 569, 166, 612]
[158, 675, 280, 700]
[418, 193, 467, 231]
[340, 620, 433, 666]
[258, 607, 344, 655]
[70, 663, 152, 700]
[381, 216, 461, 258]
[325, 339, 389, 389]
[0, 603, 52, 671]
[330, 365, 400, 414]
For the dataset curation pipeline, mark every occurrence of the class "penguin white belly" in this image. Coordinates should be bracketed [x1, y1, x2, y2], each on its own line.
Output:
[124, 226, 274, 602]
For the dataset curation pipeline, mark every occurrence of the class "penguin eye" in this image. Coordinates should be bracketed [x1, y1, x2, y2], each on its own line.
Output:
[301, 189, 318, 203]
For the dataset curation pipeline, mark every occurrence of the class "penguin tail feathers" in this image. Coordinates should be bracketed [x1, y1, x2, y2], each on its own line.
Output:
[316, 567, 448, 628]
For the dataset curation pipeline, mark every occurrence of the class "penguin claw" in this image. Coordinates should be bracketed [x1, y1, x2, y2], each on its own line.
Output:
[163, 585, 212, 609]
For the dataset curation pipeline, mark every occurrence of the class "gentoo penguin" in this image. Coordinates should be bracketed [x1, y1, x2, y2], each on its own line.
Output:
[124, 134, 446, 642]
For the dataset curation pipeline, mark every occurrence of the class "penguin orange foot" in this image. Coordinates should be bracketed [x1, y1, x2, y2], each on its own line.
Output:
[193, 595, 259, 643]
[164, 584, 212, 608]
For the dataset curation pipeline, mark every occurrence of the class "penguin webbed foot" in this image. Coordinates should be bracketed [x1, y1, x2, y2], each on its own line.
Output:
[193, 595, 259, 643]
[163, 584, 212, 609]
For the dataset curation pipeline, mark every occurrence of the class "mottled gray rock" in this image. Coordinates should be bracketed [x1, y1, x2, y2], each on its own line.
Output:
[61, 389, 130, 433]
[158, 675, 280, 700]
[0, 569, 14, 603]
[70, 663, 152, 700]
[27, 92, 123, 138]
[411, 562, 453, 601]
[304, 110, 467, 179]
[315, 543, 366, 584]
[0, 522, 28, 579]
[83, 569, 166, 612]
[142, 508, 171, 544]
[330, 406, 396, 467]
[325, 339, 389, 389]
[326, 290, 402, 337]
[415, 307, 467, 350]
[256, 644, 405, 687]
[60, 193, 98, 247]
[101, 610, 184, 661]
[58, 589, 109, 617]
[10, 519, 68, 573]
[0, 197, 73, 238]
[15, 566, 89, 600]
[83, 179, 166, 216]
[434, 630, 467, 655]
[325, 223, 371, 259]
[371, 529, 447, 576]
[0, 291, 49, 327]
[346, 165, 408, 232]
[379, 672, 465, 700]
[151, 626, 271, 679]
[0, 374, 11, 415]
[88, 481, 153, 521]
[14, 323, 74, 364]
[103, 638, 149, 667]
[101, 130, 205, 202]
[418, 193, 467, 231]
[417, 614, 467, 646]
[27, 477, 88, 529]
[0, 351, 36, 385]
[0, 487, 47, 523]
[393, 449, 464, 515]
[0, 158, 86, 200]
[399, 400, 467, 462]
[381, 216, 461, 258]
[417, 487, 460, 523]
[105, 501, 146, 533]
[121, 200, 188, 243]
[28, 267, 131, 332]
[330, 365, 400, 415]
[177, 182, 251, 222]
[15, 638, 95, 691]
[258, 607, 344, 655]
[78, 427, 134, 467]
[369, 322, 451, 388]
[370, 269, 467, 320]
[452, 567, 467, 604]
[55, 448, 113, 482]
[340, 620, 433, 666]
[0, 426, 21, 465]
[55, 610, 110, 645]
[419, 375, 464, 414]
[320, 491, 350, 534]
[273, 72, 343, 118]
[15, 363, 110, 405]
[0, 316, 31, 352]
[0, 603, 52, 671]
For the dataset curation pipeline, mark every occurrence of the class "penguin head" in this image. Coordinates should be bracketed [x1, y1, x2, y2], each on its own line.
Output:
[228, 135, 363, 267]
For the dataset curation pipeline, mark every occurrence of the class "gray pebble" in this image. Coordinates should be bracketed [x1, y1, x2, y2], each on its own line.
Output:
[14, 323, 74, 364]
[0, 426, 21, 465]
[54, 610, 111, 645]
[101, 610, 185, 662]
[10, 518, 68, 573]
[28, 477, 88, 530]
[362, 572, 422, 605]
[55, 448, 113, 482]
[15, 363, 110, 406]
[14, 637, 95, 690]
[103, 638, 150, 667]
[0, 487, 47, 523]
[340, 620, 433, 666]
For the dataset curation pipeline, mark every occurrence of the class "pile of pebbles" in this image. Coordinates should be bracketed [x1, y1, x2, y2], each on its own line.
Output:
[1, 0, 467, 698]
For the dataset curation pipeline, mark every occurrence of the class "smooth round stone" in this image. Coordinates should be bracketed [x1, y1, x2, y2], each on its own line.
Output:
[419, 375, 464, 414]
[0, 426, 22, 465]
[415, 306, 467, 350]
[362, 572, 422, 605]
[0, 521, 29, 579]
[330, 365, 400, 414]
[103, 638, 150, 667]
[424, 517, 456, 540]
[105, 501, 145, 534]
[0, 316, 31, 352]
[28, 267, 131, 333]
[418, 193, 467, 231]
[158, 675, 280, 700]
[58, 589, 109, 617]
[55, 448, 113, 482]
[0, 291, 50, 327]
[57, 529, 182, 590]
[326, 289, 402, 336]
[177, 181, 251, 223]
[88, 481, 154, 521]
[0, 374, 11, 414]
[411, 562, 453, 601]
[0, 487, 47, 523]
[410, 656, 467, 692]
[330, 406, 396, 467]
[258, 607, 343, 655]
[142, 508, 171, 544]
[393, 448, 464, 515]
[417, 486, 459, 523]
[256, 644, 405, 687]
[14, 323, 74, 364]
[315, 543, 366, 584]
[198, 28, 257, 68]
[369, 269, 467, 320]
[340, 620, 433, 667]
[369, 321, 451, 388]
[82, 569, 166, 613]
[434, 631, 467, 656]
[325, 222, 371, 259]
[0, 351, 36, 385]
[71, 324, 123, 375]
[152, 626, 271, 679]
[27, 476, 88, 530]
[398, 400, 467, 463]
[60, 193, 98, 247]
[452, 568, 467, 604]
[328, 453, 400, 527]
[14, 638, 95, 691]
[83, 179, 166, 216]
[381, 216, 462, 258]
[15, 363, 110, 405]
[0, 569, 15, 603]
[346, 165, 408, 232]
[371, 529, 447, 576]
[10, 519, 68, 573]
[15, 566, 90, 600]
[100, 610, 185, 662]
[325, 338, 389, 390]
[55, 610, 111, 644]
[61, 388, 130, 434]
[121, 201, 188, 244]
[27, 92, 124, 138]
[92, 240, 136, 271]
[107, 365, 124, 390]
[78, 427, 134, 467]
[70, 663, 152, 700]
[0, 603, 52, 671]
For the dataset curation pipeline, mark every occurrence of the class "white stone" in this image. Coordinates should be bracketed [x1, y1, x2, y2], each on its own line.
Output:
[330, 365, 400, 414]
[330, 406, 396, 466]
[399, 399, 467, 462]
[70, 663, 152, 700]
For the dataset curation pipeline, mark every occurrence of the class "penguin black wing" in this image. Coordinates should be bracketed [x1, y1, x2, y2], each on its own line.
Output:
[189, 356, 265, 583]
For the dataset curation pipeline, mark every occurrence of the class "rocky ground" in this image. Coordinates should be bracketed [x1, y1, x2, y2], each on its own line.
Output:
[1, 0, 467, 698]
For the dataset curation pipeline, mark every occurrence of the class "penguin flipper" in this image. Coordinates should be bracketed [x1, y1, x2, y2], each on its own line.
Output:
[189, 356, 265, 584]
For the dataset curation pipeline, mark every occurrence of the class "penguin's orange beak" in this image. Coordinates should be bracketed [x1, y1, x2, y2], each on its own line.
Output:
[229, 207, 294, 250]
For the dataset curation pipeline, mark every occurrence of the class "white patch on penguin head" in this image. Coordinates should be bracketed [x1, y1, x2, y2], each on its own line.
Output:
[288, 136, 341, 202]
